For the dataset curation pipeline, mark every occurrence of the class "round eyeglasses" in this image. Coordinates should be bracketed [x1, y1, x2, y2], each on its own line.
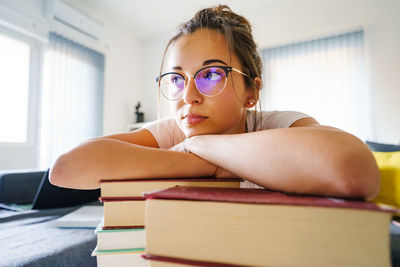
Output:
[155, 65, 249, 101]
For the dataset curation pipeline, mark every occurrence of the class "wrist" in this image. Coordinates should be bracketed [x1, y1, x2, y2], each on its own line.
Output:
[183, 147, 218, 177]
[183, 137, 191, 153]
[184, 135, 202, 153]
[213, 166, 219, 177]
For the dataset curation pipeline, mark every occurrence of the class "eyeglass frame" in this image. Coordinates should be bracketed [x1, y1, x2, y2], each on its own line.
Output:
[155, 65, 250, 101]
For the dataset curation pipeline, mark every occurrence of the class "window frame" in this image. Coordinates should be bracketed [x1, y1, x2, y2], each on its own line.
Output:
[0, 24, 43, 149]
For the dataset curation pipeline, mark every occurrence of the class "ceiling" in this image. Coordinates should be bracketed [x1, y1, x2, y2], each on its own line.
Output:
[68, 0, 288, 40]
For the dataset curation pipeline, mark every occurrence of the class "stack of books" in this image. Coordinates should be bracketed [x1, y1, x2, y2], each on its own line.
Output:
[143, 186, 394, 267]
[91, 178, 242, 267]
[92, 219, 146, 266]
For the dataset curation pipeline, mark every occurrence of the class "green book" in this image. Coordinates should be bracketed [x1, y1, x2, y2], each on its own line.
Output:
[95, 219, 146, 251]
[92, 246, 146, 267]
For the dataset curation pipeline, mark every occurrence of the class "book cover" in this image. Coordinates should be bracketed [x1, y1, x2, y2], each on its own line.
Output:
[144, 186, 392, 212]
[95, 219, 146, 250]
[144, 186, 394, 267]
[100, 177, 242, 198]
[92, 246, 147, 267]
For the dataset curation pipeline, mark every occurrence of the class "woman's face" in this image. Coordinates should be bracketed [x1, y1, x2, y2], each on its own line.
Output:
[166, 29, 252, 138]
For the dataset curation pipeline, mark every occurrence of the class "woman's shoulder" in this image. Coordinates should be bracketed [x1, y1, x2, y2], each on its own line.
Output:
[247, 110, 311, 131]
[144, 117, 176, 128]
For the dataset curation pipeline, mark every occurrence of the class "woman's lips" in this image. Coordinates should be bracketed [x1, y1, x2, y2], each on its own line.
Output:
[183, 114, 208, 125]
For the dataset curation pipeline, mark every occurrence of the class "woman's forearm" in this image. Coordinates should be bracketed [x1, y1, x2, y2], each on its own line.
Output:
[186, 127, 380, 199]
[50, 138, 217, 189]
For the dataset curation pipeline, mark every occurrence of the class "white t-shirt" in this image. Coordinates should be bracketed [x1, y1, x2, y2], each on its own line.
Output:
[144, 110, 310, 188]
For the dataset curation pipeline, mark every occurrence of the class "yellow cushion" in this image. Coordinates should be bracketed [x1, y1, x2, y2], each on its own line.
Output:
[371, 151, 400, 207]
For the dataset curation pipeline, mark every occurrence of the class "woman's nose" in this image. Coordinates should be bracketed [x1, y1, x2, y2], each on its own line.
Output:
[182, 77, 202, 104]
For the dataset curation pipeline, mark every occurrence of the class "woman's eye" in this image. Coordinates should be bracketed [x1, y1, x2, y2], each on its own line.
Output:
[171, 75, 183, 84]
[203, 71, 221, 80]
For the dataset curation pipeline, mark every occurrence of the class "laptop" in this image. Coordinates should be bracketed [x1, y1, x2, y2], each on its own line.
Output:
[32, 170, 100, 209]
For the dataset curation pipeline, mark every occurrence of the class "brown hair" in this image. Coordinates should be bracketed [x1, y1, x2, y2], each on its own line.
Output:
[159, 5, 263, 131]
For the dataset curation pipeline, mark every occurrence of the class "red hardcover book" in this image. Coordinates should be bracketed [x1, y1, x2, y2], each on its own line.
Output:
[144, 186, 387, 210]
[100, 178, 242, 198]
[144, 186, 394, 267]
[99, 178, 242, 229]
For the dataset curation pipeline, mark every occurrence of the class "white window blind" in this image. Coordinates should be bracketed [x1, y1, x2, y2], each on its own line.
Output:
[262, 31, 370, 139]
[41, 33, 104, 168]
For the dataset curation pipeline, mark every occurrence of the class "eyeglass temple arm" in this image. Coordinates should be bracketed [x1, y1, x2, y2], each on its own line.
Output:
[231, 67, 250, 78]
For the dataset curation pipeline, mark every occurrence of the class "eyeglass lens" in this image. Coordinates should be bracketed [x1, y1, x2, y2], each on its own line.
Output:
[160, 67, 227, 100]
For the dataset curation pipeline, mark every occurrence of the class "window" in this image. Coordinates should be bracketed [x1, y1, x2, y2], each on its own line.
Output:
[0, 26, 42, 170]
[0, 31, 31, 143]
[40, 33, 104, 168]
[262, 31, 369, 139]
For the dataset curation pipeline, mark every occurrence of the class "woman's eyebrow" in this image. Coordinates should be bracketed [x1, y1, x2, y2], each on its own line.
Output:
[171, 59, 228, 71]
[203, 59, 228, 66]
[172, 66, 182, 71]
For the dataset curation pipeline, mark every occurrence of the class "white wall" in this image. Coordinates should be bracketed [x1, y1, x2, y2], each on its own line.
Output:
[100, 22, 142, 135]
[142, 33, 173, 122]
[142, 0, 400, 143]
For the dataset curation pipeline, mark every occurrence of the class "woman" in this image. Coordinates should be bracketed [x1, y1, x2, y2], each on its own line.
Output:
[50, 5, 380, 200]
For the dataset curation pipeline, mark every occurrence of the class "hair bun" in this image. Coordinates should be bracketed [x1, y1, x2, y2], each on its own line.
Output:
[212, 5, 252, 32]
[160, 4, 263, 100]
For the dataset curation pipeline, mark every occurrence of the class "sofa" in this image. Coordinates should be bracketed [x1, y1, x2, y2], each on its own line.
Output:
[0, 169, 99, 266]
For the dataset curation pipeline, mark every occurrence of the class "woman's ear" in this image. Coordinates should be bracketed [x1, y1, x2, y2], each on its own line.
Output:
[245, 77, 261, 108]
[254, 77, 262, 91]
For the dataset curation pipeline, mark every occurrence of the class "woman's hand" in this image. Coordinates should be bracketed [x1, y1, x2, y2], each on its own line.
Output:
[185, 126, 380, 199]
[169, 139, 238, 179]
[169, 141, 187, 152]
[169, 138, 190, 153]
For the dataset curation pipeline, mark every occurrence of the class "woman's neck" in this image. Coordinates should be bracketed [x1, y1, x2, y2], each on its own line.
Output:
[224, 110, 248, 135]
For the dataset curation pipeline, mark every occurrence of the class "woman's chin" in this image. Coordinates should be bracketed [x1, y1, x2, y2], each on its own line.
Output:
[184, 130, 203, 138]
[183, 127, 213, 138]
